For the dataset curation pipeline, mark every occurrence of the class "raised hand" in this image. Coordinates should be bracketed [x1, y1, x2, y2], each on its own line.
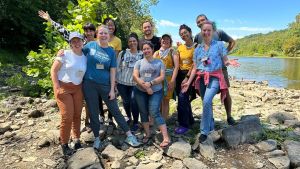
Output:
[38, 10, 51, 21]
[226, 58, 240, 67]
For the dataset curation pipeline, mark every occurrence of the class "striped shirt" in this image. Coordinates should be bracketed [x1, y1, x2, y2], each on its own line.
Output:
[116, 49, 143, 86]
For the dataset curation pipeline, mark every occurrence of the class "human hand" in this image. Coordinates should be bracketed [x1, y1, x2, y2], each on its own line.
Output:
[108, 90, 115, 100]
[144, 82, 151, 88]
[226, 59, 240, 67]
[57, 49, 64, 57]
[38, 10, 51, 21]
[181, 82, 190, 93]
[146, 88, 153, 95]
[168, 80, 175, 90]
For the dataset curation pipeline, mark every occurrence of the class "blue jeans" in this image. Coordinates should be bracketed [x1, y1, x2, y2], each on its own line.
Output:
[134, 88, 165, 126]
[83, 80, 129, 137]
[198, 77, 220, 135]
[117, 84, 139, 124]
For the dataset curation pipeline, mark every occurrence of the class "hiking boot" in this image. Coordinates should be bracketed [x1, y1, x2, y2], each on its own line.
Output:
[61, 144, 73, 156]
[227, 117, 236, 125]
[125, 135, 141, 147]
[74, 141, 82, 150]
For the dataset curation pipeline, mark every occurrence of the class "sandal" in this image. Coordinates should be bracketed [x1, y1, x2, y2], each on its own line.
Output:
[160, 140, 171, 148]
[175, 126, 189, 134]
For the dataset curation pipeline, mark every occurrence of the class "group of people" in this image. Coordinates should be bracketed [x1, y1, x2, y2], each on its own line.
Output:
[39, 10, 239, 156]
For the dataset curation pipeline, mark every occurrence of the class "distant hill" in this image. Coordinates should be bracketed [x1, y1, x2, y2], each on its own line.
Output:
[232, 14, 300, 57]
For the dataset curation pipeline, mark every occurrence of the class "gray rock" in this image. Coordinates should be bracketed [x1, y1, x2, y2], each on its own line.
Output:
[81, 131, 95, 143]
[284, 120, 300, 127]
[265, 150, 285, 158]
[267, 112, 297, 125]
[46, 129, 60, 144]
[111, 160, 121, 169]
[199, 136, 215, 160]
[254, 162, 264, 169]
[149, 151, 163, 162]
[38, 137, 51, 148]
[170, 160, 184, 169]
[102, 144, 125, 161]
[136, 162, 162, 169]
[128, 156, 139, 165]
[4, 131, 14, 138]
[182, 158, 209, 169]
[67, 147, 102, 169]
[165, 141, 191, 160]
[222, 115, 262, 147]
[10, 125, 20, 130]
[27, 119, 35, 126]
[7, 110, 17, 119]
[28, 109, 44, 118]
[268, 156, 290, 169]
[256, 139, 277, 152]
[283, 140, 300, 167]
[43, 158, 56, 167]
[44, 100, 57, 109]
[0, 122, 12, 134]
[209, 130, 221, 142]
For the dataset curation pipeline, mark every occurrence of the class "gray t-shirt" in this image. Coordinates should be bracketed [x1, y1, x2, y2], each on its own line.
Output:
[194, 29, 232, 45]
[134, 58, 165, 92]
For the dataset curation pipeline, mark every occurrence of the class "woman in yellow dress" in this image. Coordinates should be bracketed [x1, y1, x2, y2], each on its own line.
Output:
[153, 34, 179, 120]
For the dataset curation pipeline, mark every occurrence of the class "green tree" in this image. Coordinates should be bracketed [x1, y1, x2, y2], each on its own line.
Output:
[0, 0, 69, 51]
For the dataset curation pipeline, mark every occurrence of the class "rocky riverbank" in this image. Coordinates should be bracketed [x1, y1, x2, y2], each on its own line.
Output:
[0, 80, 300, 169]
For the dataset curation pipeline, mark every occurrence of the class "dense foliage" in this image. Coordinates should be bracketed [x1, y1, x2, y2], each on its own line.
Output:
[22, 0, 157, 96]
[232, 14, 300, 57]
[0, 0, 69, 51]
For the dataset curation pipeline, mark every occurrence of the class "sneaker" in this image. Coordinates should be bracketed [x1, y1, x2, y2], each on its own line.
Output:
[93, 137, 101, 149]
[125, 135, 141, 147]
[227, 117, 236, 125]
[199, 134, 208, 143]
[131, 123, 139, 132]
[61, 144, 73, 156]
[74, 141, 82, 150]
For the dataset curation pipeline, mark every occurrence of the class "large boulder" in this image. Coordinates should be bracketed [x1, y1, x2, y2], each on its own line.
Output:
[283, 140, 300, 168]
[267, 112, 297, 125]
[165, 141, 191, 160]
[222, 115, 263, 147]
[67, 147, 102, 169]
[182, 158, 209, 169]
[101, 144, 125, 161]
[268, 156, 290, 169]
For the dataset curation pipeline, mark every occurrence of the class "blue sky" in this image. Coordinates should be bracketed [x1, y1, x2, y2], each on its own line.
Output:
[150, 0, 300, 43]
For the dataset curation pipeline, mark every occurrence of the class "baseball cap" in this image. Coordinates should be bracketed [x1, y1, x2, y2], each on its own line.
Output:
[69, 32, 84, 42]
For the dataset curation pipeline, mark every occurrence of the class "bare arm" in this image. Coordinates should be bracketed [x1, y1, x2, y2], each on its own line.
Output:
[227, 39, 236, 53]
[181, 63, 197, 93]
[50, 60, 62, 93]
[38, 10, 70, 41]
[168, 53, 179, 90]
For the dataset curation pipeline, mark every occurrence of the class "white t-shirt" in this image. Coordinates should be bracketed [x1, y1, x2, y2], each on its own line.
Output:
[55, 50, 87, 85]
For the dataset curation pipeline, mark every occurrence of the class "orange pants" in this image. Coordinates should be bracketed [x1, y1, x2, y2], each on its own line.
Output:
[55, 81, 83, 144]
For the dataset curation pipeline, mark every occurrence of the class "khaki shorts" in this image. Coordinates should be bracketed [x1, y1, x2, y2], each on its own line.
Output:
[222, 67, 230, 87]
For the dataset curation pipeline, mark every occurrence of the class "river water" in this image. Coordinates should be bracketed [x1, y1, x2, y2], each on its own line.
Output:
[227, 57, 300, 90]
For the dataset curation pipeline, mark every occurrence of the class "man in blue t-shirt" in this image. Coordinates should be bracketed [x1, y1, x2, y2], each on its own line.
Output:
[194, 14, 236, 125]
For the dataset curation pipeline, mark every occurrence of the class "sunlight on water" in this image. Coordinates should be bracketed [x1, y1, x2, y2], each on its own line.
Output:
[228, 57, 300, 89]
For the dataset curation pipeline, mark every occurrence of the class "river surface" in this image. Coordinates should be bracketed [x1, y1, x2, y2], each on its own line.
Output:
[227, 57, 300, 89]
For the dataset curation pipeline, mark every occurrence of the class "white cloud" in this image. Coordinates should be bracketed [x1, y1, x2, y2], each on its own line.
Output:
[158, 19, 180, 27]
[223, 27, 275, 32]
[222, 19, 247, 24]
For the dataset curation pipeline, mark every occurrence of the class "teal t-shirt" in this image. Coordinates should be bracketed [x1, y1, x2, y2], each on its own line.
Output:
[83, 41, 116, 85]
